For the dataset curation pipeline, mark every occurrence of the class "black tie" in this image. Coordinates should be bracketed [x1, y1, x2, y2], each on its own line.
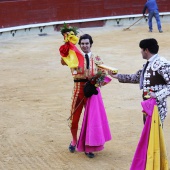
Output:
[143, 61, 149, 76]
[85, 54, 89, 69]
[140, 61, 149, 89]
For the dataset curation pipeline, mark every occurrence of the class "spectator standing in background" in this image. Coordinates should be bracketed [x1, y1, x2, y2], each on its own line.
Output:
[142, 0, 163, 33]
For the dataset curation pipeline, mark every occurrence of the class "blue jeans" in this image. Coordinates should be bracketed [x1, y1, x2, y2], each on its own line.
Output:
[148, 10, 162, 31]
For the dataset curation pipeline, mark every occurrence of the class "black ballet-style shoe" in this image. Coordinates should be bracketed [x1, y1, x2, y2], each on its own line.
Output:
[68, 143, 76, 153]
[85, 152, 95, 158]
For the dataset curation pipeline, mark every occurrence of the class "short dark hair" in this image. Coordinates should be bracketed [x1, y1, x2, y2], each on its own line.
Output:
[139, 38, 159, 54]
[78, 34, 93, 45]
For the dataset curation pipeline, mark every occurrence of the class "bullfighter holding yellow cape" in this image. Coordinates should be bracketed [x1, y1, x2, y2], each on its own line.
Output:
[59, 23, 118, 158]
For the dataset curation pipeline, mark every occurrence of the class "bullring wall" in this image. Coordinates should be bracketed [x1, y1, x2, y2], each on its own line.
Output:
[0, 0, 170, 29]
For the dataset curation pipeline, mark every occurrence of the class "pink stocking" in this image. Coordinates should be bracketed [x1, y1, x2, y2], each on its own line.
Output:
[71, 129, 78, 146]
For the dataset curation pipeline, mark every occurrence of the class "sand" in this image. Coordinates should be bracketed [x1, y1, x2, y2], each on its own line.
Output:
[0, 23, 170, 170]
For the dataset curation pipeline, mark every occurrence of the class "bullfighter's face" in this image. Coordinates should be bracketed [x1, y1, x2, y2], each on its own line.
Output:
[79, 39, 91, 54]
[141, 48, 149, 60]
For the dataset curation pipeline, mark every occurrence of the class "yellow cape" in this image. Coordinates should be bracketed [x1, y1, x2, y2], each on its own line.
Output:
[62, 31, 80, 68]
[145, 105, 169, 170]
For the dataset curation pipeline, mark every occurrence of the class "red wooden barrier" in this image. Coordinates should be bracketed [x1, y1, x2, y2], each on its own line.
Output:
[0, 0, 169, 28]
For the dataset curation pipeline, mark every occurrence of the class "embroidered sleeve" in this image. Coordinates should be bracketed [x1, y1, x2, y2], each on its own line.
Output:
[155, 63, 170, 101]
[117, 70, 142, 83]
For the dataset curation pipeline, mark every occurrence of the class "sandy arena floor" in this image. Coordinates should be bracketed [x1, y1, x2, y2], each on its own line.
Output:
[0, 23, 170, 170]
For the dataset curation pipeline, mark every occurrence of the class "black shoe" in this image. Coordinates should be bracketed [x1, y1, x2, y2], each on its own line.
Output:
[159, 30, 163, 33]
[85, 152, 95, 158]
[69, 143, 76, 153]
[149, 30, 152, 32]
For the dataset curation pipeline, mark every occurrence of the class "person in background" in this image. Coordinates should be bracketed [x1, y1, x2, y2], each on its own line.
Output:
[142, 0, 163, 33]
[108, 38, 170, 125]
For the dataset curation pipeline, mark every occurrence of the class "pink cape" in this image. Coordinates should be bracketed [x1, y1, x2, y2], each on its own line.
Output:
[130, 98, 156, 170]
[76, 88, 112, 153]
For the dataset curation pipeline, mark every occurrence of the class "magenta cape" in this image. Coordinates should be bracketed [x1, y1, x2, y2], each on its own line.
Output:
[130, 98, 169, 170]
[76, 88, 112, 153]
[130, 98, 156, 170]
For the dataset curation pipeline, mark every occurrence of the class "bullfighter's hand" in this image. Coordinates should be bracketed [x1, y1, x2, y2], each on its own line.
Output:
[108, 70, 118, 79]
[61, 58, 67, 66]
[148, 91, 156, 98]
